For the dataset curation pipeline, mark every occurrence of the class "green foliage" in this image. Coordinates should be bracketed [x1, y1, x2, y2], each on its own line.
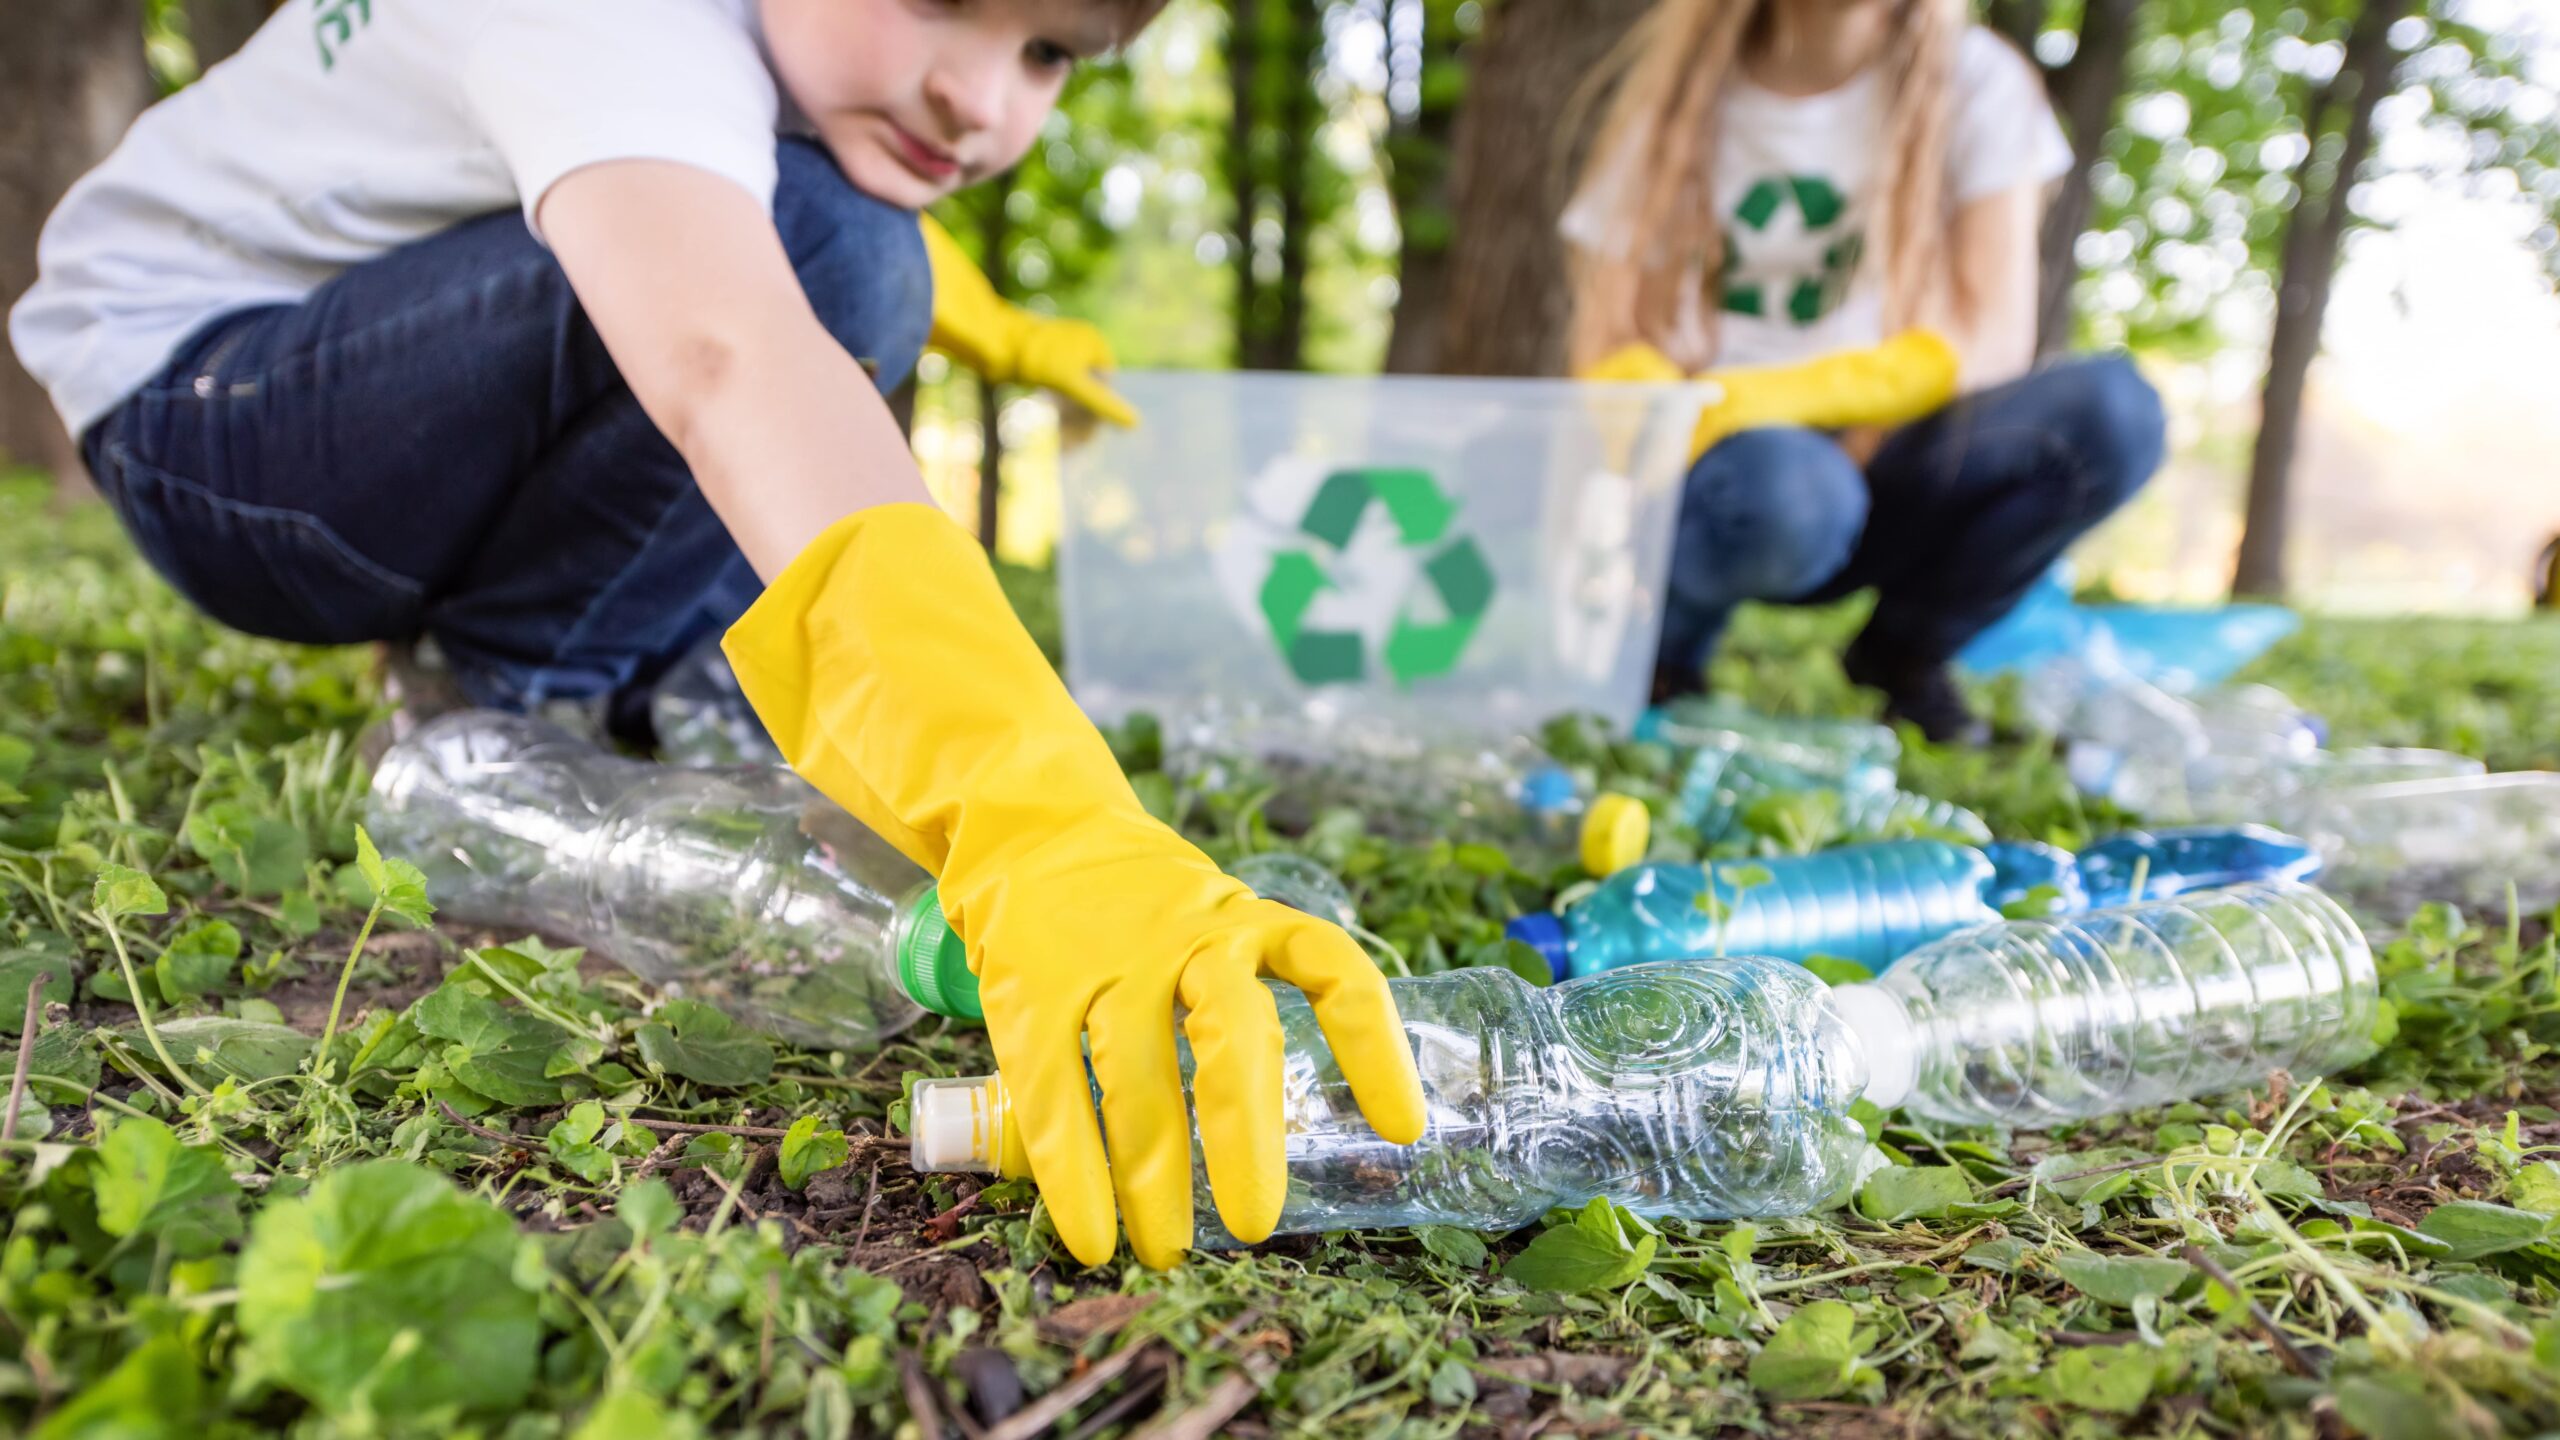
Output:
[635, 998, 776, 1088]
[779, 1115, 851, 1190]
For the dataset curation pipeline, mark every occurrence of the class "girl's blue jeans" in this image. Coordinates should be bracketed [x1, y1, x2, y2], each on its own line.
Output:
[78, 137, 929, 719]
[1651, 353, 2166, 697]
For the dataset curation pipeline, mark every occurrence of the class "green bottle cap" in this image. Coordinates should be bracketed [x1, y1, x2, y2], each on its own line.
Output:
[896, 888, 982, 1021]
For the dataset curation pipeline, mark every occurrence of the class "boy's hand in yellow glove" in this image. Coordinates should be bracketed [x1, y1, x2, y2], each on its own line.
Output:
[724, 505, 1424, 1268]
[920, 213, 1137, 427]
[1688, 330, 1959, 459]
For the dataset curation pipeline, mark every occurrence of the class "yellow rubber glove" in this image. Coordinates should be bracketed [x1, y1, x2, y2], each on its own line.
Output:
[1687, 330, 1959, 458]
[919, 213, 1137, 428]
[723, 505, 1425, 1268]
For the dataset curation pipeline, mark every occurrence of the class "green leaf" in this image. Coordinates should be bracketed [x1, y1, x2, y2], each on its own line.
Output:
[2052, 1252, 2193, 1308]
[412, 984, 569, 1107]
[24, 1023, 102, 1102]
[1799, 954, 1873, 987]
[2045, 1345, 2157, 1414]
[94, 1115, 243, 1258]
[350, 828, 435, 927]
[2032, 1147, 2156, 1203]
[2414, 1200, 2559, 1260]
[92, 863, 167, 920]
[682, 1132, 749, 1181]
[0, 947, 76, 1031]
[2333, 1373, 2454, 1440]
[779, 1114, 850, 1190]
[185, 801, 309, 898]
[571, 1386, 700, 1440]
[2507, 1160, 2560, 1215]
[1856, 1164, 1974, 1223]
[1502, 1200, 1655, 1294]
[1748, 1299, 1863, 1402]
[634, 999, 773, 1087]
[546, 1102, 615, 1184]
[619, 1179, 680, 1240]
[28, 1333, 205, 1440]
[1417, 1225, 1488, 1270]
[155, 920, 242, 1002]
[142, 1016, 314, 1083]
[1427, 1356, 1477, 1408]
[354, 824, 388, 894]
[237, 1160, 543, 1416]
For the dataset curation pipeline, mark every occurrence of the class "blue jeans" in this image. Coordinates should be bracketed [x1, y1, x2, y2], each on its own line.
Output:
[80, 138, 930, 716]
[1652, 354, 2164, 695]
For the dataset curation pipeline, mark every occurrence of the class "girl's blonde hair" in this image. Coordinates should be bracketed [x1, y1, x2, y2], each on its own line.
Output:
[1564, 0, 1967, 373]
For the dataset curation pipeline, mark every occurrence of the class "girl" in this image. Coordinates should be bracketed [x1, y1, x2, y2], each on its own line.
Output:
[11, 0, 1426, 1270]
[1566, 0, 2167, 742]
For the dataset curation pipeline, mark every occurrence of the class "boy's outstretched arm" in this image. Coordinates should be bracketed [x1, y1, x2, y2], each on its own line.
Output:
[540, 161, 1427, 1268]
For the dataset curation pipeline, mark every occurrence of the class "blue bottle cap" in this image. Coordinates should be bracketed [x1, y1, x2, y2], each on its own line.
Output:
[1504, 912, 1572, 977]
[1516, 765, 1581, 816]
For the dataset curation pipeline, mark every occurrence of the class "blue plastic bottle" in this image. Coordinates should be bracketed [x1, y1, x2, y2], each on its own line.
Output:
[2074, 825, 2322, 909]
[1982, 840, 2087, 915]
[1506, 840, 1999, 978]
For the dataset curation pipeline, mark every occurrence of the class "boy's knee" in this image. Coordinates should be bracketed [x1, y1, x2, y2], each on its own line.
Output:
[772, 138, 932, 384]
[2048, 355, 2165, 509]
[1684, 430, 1869, 598]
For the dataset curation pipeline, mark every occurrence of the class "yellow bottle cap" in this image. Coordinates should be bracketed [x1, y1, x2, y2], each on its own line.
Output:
[1580, 792, 1651, 876]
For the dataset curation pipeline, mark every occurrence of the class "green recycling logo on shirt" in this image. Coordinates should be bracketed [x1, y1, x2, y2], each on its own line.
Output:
[1251, 467, 1495, 687]
[1721, 172, 1865, 327]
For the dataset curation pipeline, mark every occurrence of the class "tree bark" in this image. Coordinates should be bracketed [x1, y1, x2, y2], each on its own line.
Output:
[1263, 0, 1317, 371]
[1382, 0, 1465, 374]
[2231, 0, 2408, 598]
[187, 0, 273, 73]
[2032, 0, 2138, 357]
[1, 0, 152, 478]
[1431, 0, 1652, 377]
[1225, 0, 1265, 367]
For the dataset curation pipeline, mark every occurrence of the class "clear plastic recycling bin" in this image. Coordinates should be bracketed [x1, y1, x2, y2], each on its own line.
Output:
[1056, 370, 1710, 739]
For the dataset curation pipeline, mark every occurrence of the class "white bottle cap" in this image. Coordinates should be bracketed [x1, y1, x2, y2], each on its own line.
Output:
[1829, 984, 1918, 1110]
[910, 1076, 1001, 1173]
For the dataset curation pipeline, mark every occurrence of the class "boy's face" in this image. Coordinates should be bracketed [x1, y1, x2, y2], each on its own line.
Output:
[759, 0, 1115, 209]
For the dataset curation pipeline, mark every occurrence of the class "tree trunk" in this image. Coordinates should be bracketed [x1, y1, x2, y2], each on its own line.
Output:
[1, 0, 152, 479]
[1432, 0, 1652, 377]
[1982, 0, 2047, 61]
[1225, 0, 1265, 367]
[187, 0, 273, 73]
[2231, 0, 2408, 599]
[2033, 0, 2138, 357]
[1264, 0, 1317, 371]
[1382, 0, 1466, 374]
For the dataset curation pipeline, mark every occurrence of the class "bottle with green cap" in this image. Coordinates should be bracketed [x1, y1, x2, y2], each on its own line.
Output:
[369, 711, 975, 1050]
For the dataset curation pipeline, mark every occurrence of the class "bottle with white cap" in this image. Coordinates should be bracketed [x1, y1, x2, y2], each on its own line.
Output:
[910, 881, 2379, 1242]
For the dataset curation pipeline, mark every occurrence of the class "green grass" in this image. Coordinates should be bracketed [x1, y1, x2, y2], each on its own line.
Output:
[4, 470, 2559, 1439]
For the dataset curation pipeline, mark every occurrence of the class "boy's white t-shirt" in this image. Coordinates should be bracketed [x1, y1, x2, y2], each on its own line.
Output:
[11, 0, 793, 439]
[1563, 26, 2072, 369]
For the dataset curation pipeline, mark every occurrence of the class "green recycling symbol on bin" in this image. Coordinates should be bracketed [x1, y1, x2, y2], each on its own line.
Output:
[1254, 467, 1495, 686]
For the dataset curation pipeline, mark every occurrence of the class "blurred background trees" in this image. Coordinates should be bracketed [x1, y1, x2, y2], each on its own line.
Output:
[5, 0, 2556, 606]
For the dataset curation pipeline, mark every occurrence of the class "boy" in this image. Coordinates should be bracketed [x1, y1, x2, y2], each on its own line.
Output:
[11, 0, 1425, 1269]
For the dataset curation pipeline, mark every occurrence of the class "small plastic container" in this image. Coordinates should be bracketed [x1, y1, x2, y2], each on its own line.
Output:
[2288, 771, 2560, 918]
[1056, 371, 1710, 739]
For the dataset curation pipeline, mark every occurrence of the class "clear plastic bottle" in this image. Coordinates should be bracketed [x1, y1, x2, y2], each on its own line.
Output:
[1674, 748, 1991, 846]
[914, 884, 2380, 1236]
[2023, 654, 2214, 815]
[1849, 881, 2378, 1128]
[1505, 840, 1999, 978]
[2073, 825, 2322, 909]
[912, 956, 1878, 1240]
[1632, 696, 1900, 792]
[2285, 771, 2560, 918]
[368, 711, 975, 1049]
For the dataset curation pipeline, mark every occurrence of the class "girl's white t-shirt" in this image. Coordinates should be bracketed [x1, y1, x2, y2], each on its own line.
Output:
[11, 0, 793, 439]
[1563, 26, 2073, 369]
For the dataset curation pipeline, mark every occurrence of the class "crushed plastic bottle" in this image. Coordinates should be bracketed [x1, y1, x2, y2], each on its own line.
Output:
[2285, 771, 2560, 919]
[912, 956, 1877, 1240]
[652, 638, 785, 769]
[1673, 747, 1991, 846]
[368, 711, 973, 1048]
[913, 882, 2380, 1238]
[1849, 882, 2378, 1128]
[1506, 841, 2000, 978]
[2073, 825, 2322, 909]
